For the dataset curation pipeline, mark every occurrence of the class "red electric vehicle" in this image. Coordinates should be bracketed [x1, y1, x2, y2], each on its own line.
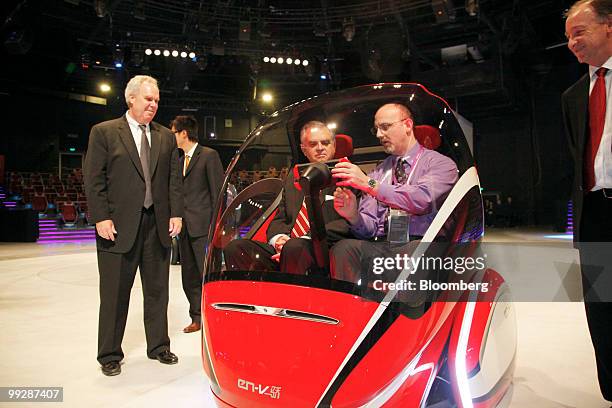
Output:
[201, 83, 516, 408]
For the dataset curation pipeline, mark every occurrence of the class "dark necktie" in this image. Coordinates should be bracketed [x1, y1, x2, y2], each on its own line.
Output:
[584, 67, 608, 191]
[139, 125, 153, 208]
[394, 158, 408, 185]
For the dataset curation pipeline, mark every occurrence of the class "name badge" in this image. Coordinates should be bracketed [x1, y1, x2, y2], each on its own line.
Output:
[387, 209, 410, 243]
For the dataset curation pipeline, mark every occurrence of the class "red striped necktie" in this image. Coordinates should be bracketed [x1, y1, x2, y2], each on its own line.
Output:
[584, 67, 608, 191]
[291, 200, 310, 238]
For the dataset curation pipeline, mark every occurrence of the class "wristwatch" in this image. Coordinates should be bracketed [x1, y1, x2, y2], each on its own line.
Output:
[367, 178, 377, 193]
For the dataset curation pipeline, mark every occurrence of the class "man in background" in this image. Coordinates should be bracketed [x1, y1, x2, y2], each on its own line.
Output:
[171, 115, 223, 333]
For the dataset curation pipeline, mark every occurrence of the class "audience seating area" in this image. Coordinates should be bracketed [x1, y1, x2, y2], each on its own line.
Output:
[5, 169, 90, 227]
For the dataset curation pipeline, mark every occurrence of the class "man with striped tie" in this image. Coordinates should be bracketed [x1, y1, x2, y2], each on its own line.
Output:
[224, 121, 351, 275]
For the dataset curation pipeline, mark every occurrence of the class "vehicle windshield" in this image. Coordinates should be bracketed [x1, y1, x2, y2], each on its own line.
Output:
[204, 83, 481, 308]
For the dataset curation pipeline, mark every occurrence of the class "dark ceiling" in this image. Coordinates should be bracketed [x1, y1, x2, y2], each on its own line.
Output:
[0, 0, 579, 117]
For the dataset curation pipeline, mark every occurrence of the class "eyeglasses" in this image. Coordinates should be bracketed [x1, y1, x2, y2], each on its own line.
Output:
[370, 118, 408, 136]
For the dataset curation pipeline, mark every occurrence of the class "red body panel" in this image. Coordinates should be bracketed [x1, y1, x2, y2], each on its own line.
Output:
[332, 301, 455, 407]
[203, 280, 380, 407]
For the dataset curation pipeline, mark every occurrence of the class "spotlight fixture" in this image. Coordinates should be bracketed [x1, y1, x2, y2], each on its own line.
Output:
[196, 57, 208, 71]
[154, 49, 161, 56]
[294, 59, 301, 65]
[99, 83, 111, 92]
[302, 60, 309, 66]
[113, 47, 124, 68]
[261, 92, 273, 103]
[171, 50, 178, 57]
[342, 17, 356, 42]
[277, 57, 284, 64]
[180, 51, 187, 58]
[145, 48, 152, 55]
[188, 52, 196, 59]
[270, 57, 277, 63]
[286, 57, 293, 64]
[465, 0, 479, 16]
[93, 0, 108, 18]
[263, 56, 270, 62]
[163, 50, 170, 57]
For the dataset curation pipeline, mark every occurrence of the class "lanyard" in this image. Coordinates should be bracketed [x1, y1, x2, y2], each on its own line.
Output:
[384, 147, 425, 185]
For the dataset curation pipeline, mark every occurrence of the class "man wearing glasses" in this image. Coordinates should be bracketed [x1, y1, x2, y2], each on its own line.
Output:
[330, 102, 458, 282]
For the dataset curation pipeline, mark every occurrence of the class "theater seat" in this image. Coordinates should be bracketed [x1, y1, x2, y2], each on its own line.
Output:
[61, 202, 78, 225]
[414, 125, 441, 150]
[334, 134, 354, 159]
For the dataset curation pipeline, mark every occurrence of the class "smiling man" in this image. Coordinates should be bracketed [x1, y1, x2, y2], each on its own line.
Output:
[84, 75, 183, 376]
[330, 103, 457, 282]
[563, 0, 612, 401]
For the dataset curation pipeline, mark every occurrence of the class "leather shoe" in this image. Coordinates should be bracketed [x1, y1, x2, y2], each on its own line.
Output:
[183, 322, 201, 333]
[154, 350, 178, 365]
[101, 361, 121, 376]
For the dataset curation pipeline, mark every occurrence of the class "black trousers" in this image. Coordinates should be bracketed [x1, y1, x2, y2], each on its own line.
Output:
[224, 238, 322, 275]
[96, 208, 170, 364]
[178, 224, 207, 323]
[579, 190, 612, 401]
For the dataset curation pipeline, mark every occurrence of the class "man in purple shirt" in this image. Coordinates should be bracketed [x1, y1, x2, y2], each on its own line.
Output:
[330, 103, 458, 282]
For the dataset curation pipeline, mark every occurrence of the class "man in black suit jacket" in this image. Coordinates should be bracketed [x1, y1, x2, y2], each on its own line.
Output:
[171, 115, 223, 333]
[84, 75, 183, 376]
[224, 121, 351, 274]
[563, 0, 612, 400]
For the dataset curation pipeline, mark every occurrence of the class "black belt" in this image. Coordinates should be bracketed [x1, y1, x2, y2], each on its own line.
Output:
[589, 189, 612, 198]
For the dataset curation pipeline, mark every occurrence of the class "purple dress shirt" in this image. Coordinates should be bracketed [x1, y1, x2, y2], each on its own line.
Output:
[351, 142, 458, 238]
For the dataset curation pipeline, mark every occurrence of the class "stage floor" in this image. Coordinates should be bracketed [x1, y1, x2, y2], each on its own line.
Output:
[0, 228, 607, 407]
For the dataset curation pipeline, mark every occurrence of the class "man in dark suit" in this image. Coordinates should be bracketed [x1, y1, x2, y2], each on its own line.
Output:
[84, 75, 183, 376]
[224, 121, 351, 274]
[170, 115, 223, 333]
[563, 0, 612, 401]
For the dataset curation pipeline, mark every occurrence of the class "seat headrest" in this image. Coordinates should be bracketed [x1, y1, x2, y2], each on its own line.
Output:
[414, 125, 441, 150]
[334, 134, 354, 159]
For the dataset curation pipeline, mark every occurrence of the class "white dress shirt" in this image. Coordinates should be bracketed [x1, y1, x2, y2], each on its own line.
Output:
[589, 57, 612, 190]
[125, 111, 151, 155]
[183, 143, 198, 176]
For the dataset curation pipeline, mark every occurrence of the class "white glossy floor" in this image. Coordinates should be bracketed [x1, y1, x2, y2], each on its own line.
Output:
[0, 229, 609, 408]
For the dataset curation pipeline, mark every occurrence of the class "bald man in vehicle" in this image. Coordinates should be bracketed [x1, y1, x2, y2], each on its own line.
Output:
[224, 121, 351, 275]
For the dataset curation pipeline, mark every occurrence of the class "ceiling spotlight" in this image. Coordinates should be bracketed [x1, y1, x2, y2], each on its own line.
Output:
[302, 59, 309, 66]
[163, 50, 170, 57]
[465, 0, 479, 16]
[294, 59, 301, 65]
[154, 49, 161, 56]
[263, 56, 270, 62]
[180, 51, 187, 58]
[270, 57, 277, 63]
[189, 52, 196, 59]
[171, 50, 179, 57]
[286, 57, 293, 64]
[342, 17, 356, 42]
[145, 48, 152, 55]
[277, 57, 284, 64]
[93, 0, 108, 18]
[99, 83, 111, 92]
[261, 92, 273, 103]
[196, 57, 208, 70]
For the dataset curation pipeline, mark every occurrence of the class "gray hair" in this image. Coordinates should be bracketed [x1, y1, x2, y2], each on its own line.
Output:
[300, 120, 335, 143]
[566, 0, 612, 21]
[124, 75, 158, 106]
